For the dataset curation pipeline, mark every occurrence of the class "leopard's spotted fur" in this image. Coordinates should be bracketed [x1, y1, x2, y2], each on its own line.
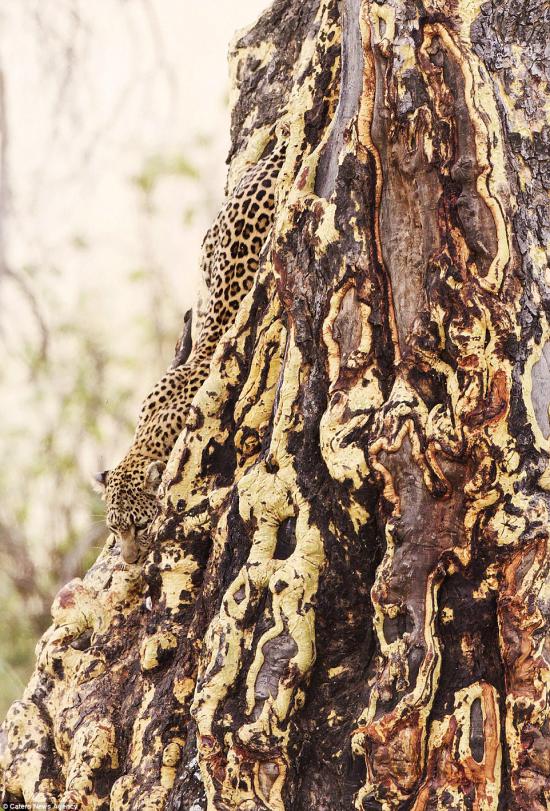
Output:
[97, 138, 286, 562]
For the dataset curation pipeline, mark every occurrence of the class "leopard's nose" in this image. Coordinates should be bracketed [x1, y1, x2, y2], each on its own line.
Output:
[119, 527, 139, 564]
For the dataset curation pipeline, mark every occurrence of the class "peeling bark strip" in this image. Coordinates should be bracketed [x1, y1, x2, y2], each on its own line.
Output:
[1, 1, 549, 810]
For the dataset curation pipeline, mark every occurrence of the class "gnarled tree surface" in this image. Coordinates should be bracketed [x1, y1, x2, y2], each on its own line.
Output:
[1, 1, 549, 809]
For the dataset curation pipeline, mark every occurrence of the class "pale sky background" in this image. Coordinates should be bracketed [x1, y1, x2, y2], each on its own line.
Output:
[3, 0, 269, 322]
[0, 0, 269, 556]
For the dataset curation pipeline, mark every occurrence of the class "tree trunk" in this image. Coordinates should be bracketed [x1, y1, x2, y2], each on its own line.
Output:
[2, 1, 549, 809]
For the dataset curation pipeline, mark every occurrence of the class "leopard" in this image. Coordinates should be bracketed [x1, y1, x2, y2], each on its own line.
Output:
[94, 136, 286, 564]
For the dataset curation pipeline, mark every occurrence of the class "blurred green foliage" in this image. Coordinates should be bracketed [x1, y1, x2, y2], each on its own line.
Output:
[132, 152, 200, 195]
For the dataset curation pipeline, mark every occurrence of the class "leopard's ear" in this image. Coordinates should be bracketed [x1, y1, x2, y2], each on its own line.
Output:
[145, 461, 165, 494]
[92, 470, 109, 495]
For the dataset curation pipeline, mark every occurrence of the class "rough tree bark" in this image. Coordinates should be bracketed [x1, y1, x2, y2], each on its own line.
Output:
[1, 1, 549, 809]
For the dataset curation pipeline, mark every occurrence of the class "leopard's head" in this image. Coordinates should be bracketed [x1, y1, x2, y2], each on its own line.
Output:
[94, 452, 165, 564]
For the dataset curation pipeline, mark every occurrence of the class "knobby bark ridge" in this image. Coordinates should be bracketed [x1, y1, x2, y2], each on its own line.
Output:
[1, 1, 549, 809]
